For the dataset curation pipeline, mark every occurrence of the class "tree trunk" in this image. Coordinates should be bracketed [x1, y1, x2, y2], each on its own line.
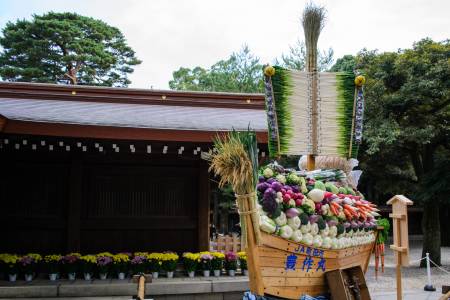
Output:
[420, 203, 441, 267]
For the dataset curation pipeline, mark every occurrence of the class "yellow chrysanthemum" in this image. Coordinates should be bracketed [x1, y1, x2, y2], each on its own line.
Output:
[27, 253, 42, 262]
[211, 252, 225, 259]
[238, 251, 247, 260]
[183, 252, 200, 261]
[161, 253, 179, 261]
[96, 252, 113, 258]
[44, 254, 62, 262]
[0, 254, 20, 264]
[113, 253, 130, 263]
[80, 255, 97, 264]
[135, 252, 149, 257]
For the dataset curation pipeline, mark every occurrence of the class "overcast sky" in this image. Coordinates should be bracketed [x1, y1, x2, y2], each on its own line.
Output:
[1, 0, 449, 89]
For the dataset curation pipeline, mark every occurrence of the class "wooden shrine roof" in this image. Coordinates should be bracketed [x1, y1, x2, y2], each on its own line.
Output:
[0, 82, 268, 143]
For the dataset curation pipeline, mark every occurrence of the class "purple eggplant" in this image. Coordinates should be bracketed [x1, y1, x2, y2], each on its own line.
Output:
[291, 185, 299, 193]
[258, 176, 266, 183]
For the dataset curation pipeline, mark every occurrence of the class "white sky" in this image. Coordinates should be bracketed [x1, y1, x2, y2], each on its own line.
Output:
[1, 0, 449, 89]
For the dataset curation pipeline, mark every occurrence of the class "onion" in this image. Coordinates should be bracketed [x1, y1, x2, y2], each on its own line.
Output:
[309, 215, 319, 224]
[327, 220, 338, 227]
[285, 208, 300, 218]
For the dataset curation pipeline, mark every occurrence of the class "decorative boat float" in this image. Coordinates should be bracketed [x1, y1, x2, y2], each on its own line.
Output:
[209, 4, 382, 299]
[243, 165, 380, 299]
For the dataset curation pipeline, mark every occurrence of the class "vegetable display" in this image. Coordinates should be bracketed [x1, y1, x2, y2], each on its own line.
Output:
[257, 163, 379, 249]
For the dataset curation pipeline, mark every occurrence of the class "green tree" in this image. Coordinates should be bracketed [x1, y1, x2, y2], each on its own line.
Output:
[354, 39, 450, 266]
[275, 39, 334, 71]
[169, 46, 263, 93]
[0, 12, 141, 86]
[329, 54, 356, 72]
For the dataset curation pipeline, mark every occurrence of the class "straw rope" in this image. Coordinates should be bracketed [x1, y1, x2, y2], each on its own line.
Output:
[235, 192, 261, 248]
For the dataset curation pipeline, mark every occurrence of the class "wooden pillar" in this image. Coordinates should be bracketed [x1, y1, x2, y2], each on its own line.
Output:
[0, 114, 7, 132]
[67, 158, 82, 252]
[197, 160, 210, 251]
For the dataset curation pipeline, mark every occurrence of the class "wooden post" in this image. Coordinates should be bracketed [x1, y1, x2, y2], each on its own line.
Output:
[197, 161, 210, 251]
[243, 196, 264, 295]
[387, 195, 413, 300]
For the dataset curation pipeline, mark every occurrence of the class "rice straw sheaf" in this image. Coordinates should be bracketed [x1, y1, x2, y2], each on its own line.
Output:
[208, 131, 261, 247]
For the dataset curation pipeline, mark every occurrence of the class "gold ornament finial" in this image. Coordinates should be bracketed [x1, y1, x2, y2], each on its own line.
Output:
[355, 75, 366, 87]
[264, 65, 275, 77]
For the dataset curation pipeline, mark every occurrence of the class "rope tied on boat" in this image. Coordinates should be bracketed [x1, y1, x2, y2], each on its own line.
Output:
[235, 192, 261, 248]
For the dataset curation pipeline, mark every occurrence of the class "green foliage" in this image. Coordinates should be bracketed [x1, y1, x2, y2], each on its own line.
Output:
[330, 55, 356, 72]
[0, 12, 141, 86]
[376, 218, 391, 244]
[351, 39, 450, 202]
[169, 46, 263, 93]
[169, 42, 335, 93]
[275, 39, 334, 71]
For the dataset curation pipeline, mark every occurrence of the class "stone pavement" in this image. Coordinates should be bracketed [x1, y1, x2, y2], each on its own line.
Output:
[372, 290, 442, 300]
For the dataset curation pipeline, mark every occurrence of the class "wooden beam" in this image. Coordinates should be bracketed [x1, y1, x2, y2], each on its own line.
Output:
[3, 120, 269, 143]
[0, 81, 265, 110]
[197, 160, 210, 251]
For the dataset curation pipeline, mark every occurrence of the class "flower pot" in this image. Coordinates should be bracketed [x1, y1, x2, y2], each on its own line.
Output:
[213, 270, 221, 277]
[166, 271, 174, 278]
[228, 270, 236, 277]
[49, 273, 58, 281]
[84, 273, 92, 281]
[99, 273, 108, 280]
[68, 272, 76, 281]
[187, 271, 195, 278]
[118, 272, 126, 280]
[25, 274, 33, 282]
[203, 270, 210, 277]
[8, 274, 17, 282]
[243, 269, 249, 276]
[152, 272, 159, 279]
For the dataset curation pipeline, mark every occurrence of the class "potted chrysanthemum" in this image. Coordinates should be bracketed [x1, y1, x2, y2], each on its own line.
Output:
[0, 254, 20, 282]
[131, 255, 146, 275]
[225, 251, 237, 276]
[146, 252, 162, 279]
[211, 252, 225, 277]
[19, 253, 42, 282]
[80, 255, 96, 281]
[182, 252, 199, 278]
[62, 253, 80, 280]
[113, 253, 130, 280]
[238, 251, 248, 276]
[161, 252, 178, 278]
[44, 254, 61, 281]
[199, 252, 213, 277]
[96, 253, 113, 280]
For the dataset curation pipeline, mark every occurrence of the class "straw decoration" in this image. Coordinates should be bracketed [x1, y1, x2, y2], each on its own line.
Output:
[208, 130, 261, 248]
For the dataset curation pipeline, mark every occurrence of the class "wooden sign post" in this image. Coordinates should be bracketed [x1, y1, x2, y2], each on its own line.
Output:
[387, 195, 413, 300]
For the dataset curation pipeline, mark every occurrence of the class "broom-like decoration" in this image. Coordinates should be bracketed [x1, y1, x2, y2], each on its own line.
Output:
[303, 3, 326, 167]
[208, 130, 261, 248]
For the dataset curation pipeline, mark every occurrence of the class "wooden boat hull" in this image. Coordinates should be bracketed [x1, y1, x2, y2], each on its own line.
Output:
[248, 231, 376, 299]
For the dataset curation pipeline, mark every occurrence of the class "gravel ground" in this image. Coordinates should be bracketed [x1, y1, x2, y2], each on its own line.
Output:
[366, 238, 450, 294]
